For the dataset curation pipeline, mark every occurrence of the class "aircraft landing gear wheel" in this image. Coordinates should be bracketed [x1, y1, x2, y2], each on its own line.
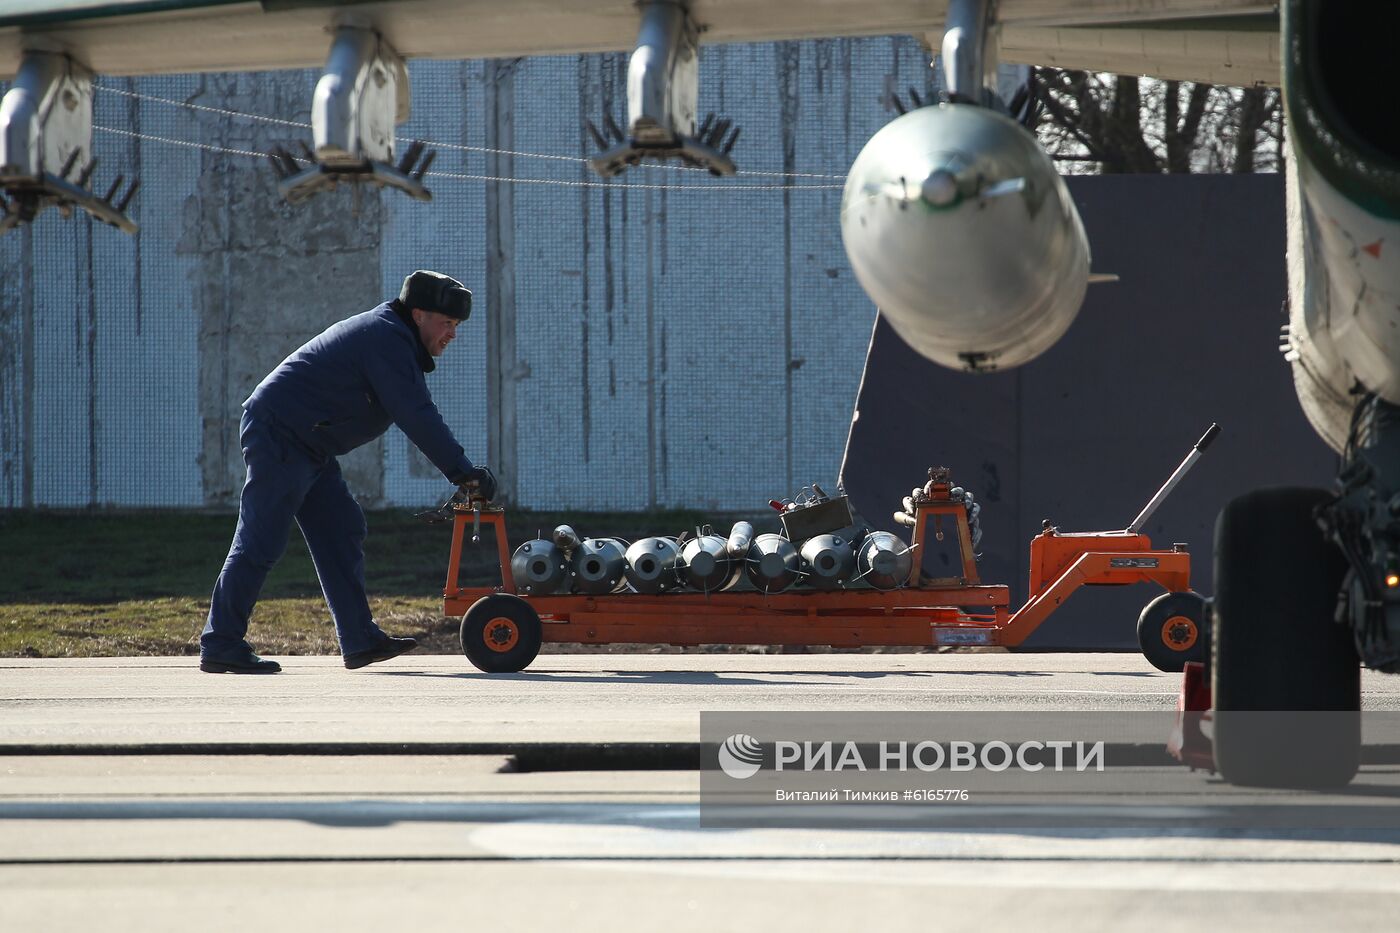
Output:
[1212, 487, 1360, 789]
[1137, 590, 1208, 672]
[461, 594, 543, 673]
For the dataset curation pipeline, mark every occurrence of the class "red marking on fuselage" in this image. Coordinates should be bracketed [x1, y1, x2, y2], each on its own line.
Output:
[1363, 239, 1383, 259]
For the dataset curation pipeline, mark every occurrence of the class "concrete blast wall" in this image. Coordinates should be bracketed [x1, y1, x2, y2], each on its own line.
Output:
[1, 37, 950, 511]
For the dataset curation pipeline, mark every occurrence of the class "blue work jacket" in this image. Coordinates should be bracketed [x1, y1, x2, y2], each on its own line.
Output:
[244, 301, 475, 483]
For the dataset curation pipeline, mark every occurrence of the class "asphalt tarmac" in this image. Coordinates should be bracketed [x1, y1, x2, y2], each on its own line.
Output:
[3, 654, 1400, 931]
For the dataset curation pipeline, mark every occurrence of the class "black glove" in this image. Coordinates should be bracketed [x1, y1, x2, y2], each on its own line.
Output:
[458, 465, 497, 503]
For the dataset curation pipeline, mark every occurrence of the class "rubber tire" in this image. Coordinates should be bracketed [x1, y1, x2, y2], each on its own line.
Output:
[461, 594, 543, 673]
[1212, 487, 1360, 789]
[1137, 590, 1209, 672]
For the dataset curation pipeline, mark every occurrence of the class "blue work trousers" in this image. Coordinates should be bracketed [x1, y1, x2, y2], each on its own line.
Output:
[202, 410, 383, 657]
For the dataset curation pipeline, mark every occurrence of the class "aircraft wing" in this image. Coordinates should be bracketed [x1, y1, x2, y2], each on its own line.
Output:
[1001, 9, 1279, 86]
[1, 0, 1279, 85]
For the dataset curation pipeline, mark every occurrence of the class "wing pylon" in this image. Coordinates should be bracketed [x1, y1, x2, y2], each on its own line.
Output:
[585, 0, 740, 178]
[270, 19, 434, 205]
[0, 48, 139, 234]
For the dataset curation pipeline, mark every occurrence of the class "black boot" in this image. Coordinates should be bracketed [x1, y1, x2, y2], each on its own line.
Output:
[200, 643, 282, 674]
[344, 634, 418, 670]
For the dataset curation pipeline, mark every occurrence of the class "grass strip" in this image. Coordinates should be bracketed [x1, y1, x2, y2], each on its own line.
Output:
[0, 507, 744, 657]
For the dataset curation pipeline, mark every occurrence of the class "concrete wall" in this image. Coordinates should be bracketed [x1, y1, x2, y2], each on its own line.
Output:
[2, 37, 1307, 589]
[2, 37, 948, 510]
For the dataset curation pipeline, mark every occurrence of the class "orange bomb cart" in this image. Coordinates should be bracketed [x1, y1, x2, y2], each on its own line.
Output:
[433, 426, 1219, 674]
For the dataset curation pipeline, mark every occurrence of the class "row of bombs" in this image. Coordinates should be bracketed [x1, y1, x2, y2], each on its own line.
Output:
[511, 522, 916, 596]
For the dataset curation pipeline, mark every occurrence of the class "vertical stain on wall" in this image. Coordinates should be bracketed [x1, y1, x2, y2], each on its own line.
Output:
[620, 184, 630, 311]
[83, 217, 98, 505]
[201, 74, 231, 504]
[21, 226, 33, 507]
[778, 41, 801, 492]
[842, 39, 854, 152]
[0, 247, 14, 503]
[576, 55, 593, 464]
[485, 58, 521, 503]
[644, 186, 657, 508]
[603, 167, 617, 401]
[125, 77, 145, 337]
[656, 185, 668, 496]
[600, 53, 623, 401]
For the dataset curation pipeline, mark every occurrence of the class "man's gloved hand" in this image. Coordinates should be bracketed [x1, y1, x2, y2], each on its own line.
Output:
[458, 465, 497, 503]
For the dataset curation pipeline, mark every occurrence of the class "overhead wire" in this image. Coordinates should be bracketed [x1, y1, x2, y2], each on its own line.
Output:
[94, 124, 845, 190]
[91, 82, 850, 185]
[94, 124, 271, 161]
[95, 84, 308, 131]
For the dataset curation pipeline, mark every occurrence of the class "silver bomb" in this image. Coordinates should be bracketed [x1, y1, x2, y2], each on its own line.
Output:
[569, 537, 628, 594]
[857, 531, 914, 591]
[679, 534, 734, 592]
[624, 536, 682, 594]
[511, 539, 568, 595]
[800, 534, 856, 590]
[746, 533, 802, 593]
[722, 521, 755, 590]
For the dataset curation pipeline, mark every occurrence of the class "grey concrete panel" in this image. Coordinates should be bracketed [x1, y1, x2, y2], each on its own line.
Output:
[180, 73, 386, 507]
[5, 656, 1400, 750]
[841, 173, 1335, 648]
[8, 795, 1400, 863]
[6, 861, 1400, 933]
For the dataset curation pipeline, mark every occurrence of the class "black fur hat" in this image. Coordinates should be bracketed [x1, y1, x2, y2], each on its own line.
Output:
[399, 270, 472, 321]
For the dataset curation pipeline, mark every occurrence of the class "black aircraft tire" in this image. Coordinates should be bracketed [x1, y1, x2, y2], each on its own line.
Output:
[1212, 487, 1360, 789]
[1137, 590, 1209, 672]
[461, 594, 543, 673]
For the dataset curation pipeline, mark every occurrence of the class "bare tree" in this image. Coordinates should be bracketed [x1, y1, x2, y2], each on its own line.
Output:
[1031, 68, 1283, 175]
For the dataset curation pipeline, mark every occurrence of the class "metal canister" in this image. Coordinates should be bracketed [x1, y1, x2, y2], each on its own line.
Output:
[679, 534, 733, 592]
[722, 521, 756, 590]
[857, 531, 914, 590]
[726, 521, 755, 557]
[511, 539, 569, 595]
[552, 524, 582, 551]
[624, 536, 682, 594]
[570, 537, 627, 594]
[745, 533, 801, 593]
[800, 533, 856, 590]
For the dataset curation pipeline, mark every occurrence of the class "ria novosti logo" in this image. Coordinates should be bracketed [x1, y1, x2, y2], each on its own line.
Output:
[715, 734, 1106, 778]
[718, 733, 764, 779]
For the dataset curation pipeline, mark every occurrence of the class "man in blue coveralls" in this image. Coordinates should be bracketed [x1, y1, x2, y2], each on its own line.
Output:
[199, 270, 497, 674]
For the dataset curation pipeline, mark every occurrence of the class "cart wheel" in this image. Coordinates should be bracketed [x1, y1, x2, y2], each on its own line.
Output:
[460, 594, 542, 673]
[1136, 590, 1208, 672]
[1212, 487, 1359, 789]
